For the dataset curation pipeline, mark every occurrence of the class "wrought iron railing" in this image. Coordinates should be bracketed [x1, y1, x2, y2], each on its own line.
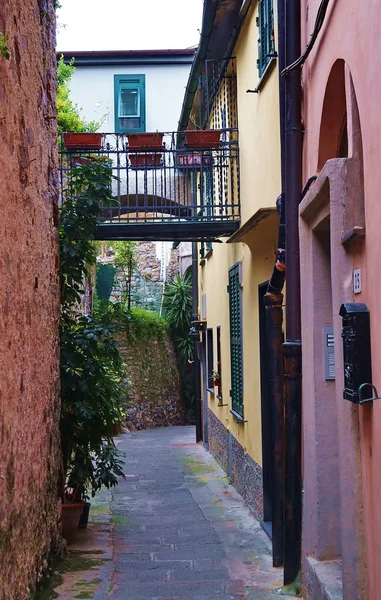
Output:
[59, 131, 240, 241]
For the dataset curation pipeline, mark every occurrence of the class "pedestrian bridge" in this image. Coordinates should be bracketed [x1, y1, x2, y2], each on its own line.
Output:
[59, 130, 240, 242]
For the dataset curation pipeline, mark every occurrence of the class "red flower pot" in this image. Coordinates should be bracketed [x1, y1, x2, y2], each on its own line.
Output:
[61, 503, 84, 544]
[184, 130, 222, 149]
[127, 132, 164, 151]
[129, 153, 162, 167]
[63, 133, 103, 150]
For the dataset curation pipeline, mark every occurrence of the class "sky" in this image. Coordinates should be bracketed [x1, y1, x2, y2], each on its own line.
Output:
[56, 0, 204, 51]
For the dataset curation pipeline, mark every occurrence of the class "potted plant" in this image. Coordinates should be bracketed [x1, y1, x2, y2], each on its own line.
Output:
[59, 160, 126, 544]
[211, 368, 221, 387]
[63, 132, 103, 150]
[177, 152, 213, 168]
[184, 129, 222, 149]
[127, 132, 164, 151]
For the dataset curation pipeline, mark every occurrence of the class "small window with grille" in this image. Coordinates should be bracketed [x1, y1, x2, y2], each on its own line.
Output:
[114, 75, 146, 133]
[257, 0, 274, 78]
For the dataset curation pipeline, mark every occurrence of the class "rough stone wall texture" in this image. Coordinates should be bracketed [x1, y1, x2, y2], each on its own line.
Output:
[118, 329, 184, 430]
[208, 410, 263, 521]
[208, 409, 229, 472]
[136, 242, 179, 283]
[230, 434, 263, 521]
[0, 2, 60, 599]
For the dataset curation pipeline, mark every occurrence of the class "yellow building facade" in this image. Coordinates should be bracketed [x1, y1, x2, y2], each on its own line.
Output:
[180, 0, 281, 522]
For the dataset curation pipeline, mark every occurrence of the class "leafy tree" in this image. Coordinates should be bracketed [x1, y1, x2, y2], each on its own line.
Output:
[113, 241, 138, 310]
[59, 158, 126, 501]
[57, 55, 99, 133]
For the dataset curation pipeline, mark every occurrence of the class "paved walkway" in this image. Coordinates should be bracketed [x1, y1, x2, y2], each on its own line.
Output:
[48, 427, 296, 599]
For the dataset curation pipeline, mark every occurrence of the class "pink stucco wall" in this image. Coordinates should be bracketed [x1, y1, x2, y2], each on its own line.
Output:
[301, 1, 381, 598]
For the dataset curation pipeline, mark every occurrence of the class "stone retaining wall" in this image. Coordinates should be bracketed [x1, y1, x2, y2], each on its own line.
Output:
[118, 329, 184, 430]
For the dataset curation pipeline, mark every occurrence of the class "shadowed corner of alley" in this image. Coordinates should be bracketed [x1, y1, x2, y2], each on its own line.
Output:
[37, 426, 299, 600]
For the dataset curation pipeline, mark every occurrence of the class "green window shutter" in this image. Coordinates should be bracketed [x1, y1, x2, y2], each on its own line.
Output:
[114, 75, 146, 133]
[229, 262, 243, 418]
[257, 0, 274, 77]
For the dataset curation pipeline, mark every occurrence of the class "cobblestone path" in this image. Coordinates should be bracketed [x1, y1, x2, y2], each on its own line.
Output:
[48, 426, 296, 599]
[106, 426, 294, 600]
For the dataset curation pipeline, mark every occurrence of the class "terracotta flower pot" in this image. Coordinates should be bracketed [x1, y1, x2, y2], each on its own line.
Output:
[129, 153, 162, 167]
[61, 503, 84, 544]
[184, 130, 222, 149]
[63, 133, 103, 150]
[127, 132, 164, 151]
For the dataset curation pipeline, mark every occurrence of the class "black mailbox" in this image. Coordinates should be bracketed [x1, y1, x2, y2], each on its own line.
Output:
[339, 302, 372, 403]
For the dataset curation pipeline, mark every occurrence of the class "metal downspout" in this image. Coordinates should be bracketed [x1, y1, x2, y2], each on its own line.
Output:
[192, 241, 202, 443]
[283, 0, 302, 585]
[264, 0, 286, 569]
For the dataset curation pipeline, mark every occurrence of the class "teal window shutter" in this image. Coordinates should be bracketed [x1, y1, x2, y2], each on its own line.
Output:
[229, 262, 243, 418]
[114, 75, 146, 133]
[257, 0, 274, 77]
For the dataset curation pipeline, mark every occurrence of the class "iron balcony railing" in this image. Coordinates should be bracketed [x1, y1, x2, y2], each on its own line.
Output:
[59, 131, 240, 241]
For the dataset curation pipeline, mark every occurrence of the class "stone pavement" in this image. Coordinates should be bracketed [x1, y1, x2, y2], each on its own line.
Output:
[47, 426, 297, 600]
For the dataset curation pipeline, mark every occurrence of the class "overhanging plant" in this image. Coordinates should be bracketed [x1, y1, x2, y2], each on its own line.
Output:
[59, 158, 126, 508]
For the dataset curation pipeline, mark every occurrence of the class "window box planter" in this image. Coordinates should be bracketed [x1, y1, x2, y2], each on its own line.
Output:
[127, 132, 164, 151]
[184, 130, 222, 149]
[178, 153, 213, 168]
[129, 153, 162, 167]
[63, 133, 103, 150]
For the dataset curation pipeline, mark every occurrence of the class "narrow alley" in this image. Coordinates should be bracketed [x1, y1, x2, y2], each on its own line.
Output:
[49, 427, 295, 600]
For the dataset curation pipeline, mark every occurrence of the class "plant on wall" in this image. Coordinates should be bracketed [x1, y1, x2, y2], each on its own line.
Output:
[59, 159, 126, 512]
[0, 33, 10, 60]
[57, 56, 99, 134]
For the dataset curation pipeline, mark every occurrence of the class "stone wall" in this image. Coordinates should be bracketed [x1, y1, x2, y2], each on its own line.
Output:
[118, 328, 184, 430]
[208, 410, 263, 521]
[0, 2, 61, 598]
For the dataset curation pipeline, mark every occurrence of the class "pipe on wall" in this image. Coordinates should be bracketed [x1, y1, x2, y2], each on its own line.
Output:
[264, 0, 287, 568]
[283, 0, 303, 586]
[191, 240, 202, 443]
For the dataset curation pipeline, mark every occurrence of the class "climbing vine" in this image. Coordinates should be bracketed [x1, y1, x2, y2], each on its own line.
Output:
[0, 33, 10, 60]
[57, 56, 99, 133]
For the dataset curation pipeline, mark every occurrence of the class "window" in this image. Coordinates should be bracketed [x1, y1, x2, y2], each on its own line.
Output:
[228, 263, 243, 419]
[216, 326, 222, 397]
[114, 75, 146, 133]
[257, 0, 274, 77]
[207, 328, 214, 391]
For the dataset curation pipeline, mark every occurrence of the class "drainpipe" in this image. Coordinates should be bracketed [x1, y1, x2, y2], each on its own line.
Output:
[192, 240, 202, 443]
[283, 0, 302, 586]
[264, 0, 286, 569]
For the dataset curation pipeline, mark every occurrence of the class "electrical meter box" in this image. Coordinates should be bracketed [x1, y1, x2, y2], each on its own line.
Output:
[339, 302, 372, 403]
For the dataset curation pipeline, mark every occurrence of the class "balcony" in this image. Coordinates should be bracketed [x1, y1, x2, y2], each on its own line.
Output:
[59, 130, 240, 242]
